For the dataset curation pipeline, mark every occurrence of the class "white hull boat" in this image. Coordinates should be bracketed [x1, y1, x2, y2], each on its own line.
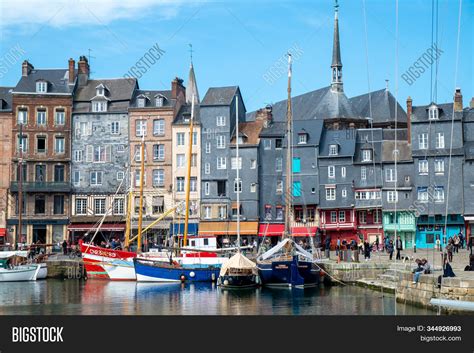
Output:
[0, 265, 40, 282]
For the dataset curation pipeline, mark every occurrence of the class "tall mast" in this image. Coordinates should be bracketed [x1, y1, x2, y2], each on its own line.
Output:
[124, 189, 132, 249]
[284, 53, 293, 238]
[17, 122, 24, 249]
[136, 130, 145, 254]
[183, 95, 195, 247]
[236, 94, 241, 252]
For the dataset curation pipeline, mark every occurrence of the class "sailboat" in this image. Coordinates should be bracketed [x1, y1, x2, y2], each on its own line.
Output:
[134, 94, 221, 282]
[217, 94, 259, 289]
[0, 253, 40, 282]
[256, 54, 321, 288]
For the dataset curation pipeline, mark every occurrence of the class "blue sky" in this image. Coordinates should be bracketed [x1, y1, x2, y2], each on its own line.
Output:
[0, 0, 472, 112]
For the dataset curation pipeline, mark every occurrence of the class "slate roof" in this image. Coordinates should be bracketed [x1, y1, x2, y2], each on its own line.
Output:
[411, 102, 463, 122]
[247, 86, 364, 123]
[131, 89, 173, 108]
[349, 89, 407, 124]
[293, 119, 324, 145]
[319, 129, 356, 157]
[14, 69, 75, 94]
[201, 86, 239, 106]
[382, 140, 412, 162]
[0, 87, 14, 111]
[173, 103, 200, 125]
[259, 121, 286, 137]
[73, 78, 137, 113]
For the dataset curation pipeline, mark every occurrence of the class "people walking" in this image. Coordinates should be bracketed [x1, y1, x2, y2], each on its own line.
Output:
[387, 239, 394, 260]
[395, 236, 403, 260]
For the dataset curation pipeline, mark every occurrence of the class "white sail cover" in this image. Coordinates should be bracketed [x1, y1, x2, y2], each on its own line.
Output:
[258, 238, 313, 262]
[219, 252, 257, 277]
[0, 251, 28, 259]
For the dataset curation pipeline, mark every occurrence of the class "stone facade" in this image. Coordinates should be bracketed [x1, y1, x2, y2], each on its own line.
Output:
[0, 87, 13, 245]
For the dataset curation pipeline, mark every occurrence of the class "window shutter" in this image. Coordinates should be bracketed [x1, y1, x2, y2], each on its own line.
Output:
[86, 145, 93, 162]
[87, 122, 93, 136]
[106, 145, 111, 162]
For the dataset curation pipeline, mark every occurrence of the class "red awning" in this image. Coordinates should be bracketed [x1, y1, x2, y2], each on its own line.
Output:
[68, 224, 125, 232]
[0, 228, 5, 237]
[291, 226, 318, 237]
[258, 224, 284, 237]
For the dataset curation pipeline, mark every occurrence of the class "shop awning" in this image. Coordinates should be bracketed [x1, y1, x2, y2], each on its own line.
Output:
[464, 216, 474, 221]
[198, 221, 259, 236]
[258, 224, 284, 237]
[68, 224, 125, 231]
[170, 223, 198, 236]
[291, 226, 318, 237]
[0, 228, 5, 237]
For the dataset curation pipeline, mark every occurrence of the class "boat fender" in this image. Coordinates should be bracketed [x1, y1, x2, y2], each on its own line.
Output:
[180, 275, 186, 282]
[223, 280, 229, 286]
[211, 273, 216, 281]
[189, 271, 195, 278]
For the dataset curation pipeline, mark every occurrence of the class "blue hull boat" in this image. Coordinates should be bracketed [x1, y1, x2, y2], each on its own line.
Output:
[257, 255, 320, 288]
[134, 258, 219, 282]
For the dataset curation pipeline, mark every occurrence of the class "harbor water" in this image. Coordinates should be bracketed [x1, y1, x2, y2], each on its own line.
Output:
[0, 280, 433, 315]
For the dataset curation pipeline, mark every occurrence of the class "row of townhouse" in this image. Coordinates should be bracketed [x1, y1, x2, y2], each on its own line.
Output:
[0, 3, 472, 250]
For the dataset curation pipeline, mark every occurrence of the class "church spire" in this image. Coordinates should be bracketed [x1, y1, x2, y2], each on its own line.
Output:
[331, 0, 343, 92]
[186, 44, 199, 105]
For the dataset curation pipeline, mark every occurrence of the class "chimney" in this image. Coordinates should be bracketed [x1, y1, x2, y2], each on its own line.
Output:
[77, 56, 90, 86]
[68, 58, 75, 84]
[470, 97, 474, 109]
[406, 96, 412, 144]
[255, 104, 273, 128]
[171, 77, 185, 100]
[22, 60, 34, 77]
[454, 88, 463, 112]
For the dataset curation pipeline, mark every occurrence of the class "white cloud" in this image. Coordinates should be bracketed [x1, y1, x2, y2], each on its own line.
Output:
[0, 0, 193, 28]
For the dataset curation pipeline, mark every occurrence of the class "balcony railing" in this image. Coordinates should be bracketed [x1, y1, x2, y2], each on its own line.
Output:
[10, 182, 71, 192]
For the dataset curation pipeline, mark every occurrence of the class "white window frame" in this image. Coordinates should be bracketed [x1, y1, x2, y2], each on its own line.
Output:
[216, 116, 226, 126]
[231, 157, 242, 170]
[75, 198, 87, 215]
[216, 135, 226, 149]
[298, 134, 307, 144]
[419, 160, 429, 174]
[362, 149, 372, 162]
[205, 142, 211, 154]
[234, 178, 242, 193]
[339, 211, 345, 223]
[204, 182, 210, 196]
[136, 120, 147, 137]
[361, 166, 367, 180]
[434, 159, 444, 174]
[428, 106, 439, 120]
[276, 158, 283, 172]
[117, 171, 124, 181]
[217, 157, 226, 170]
[54, 109, 65, 125]
[153, 119, 165, 136]
[276, 180, 283, 194]
[328, 165, 335, 179]
[74, 150, 83, 162]
[36, 81, 47, 93]
[418, 133, 428, 150]
[385, 168, 396, 182]
[177, 154, 185, 168]
[329, 144, 338, 156]
[204, 206, 211, 219]
[342, 188, 347, 198]
[90, 171, 103, 186]
[111, 121, 120, 134]
[94, 198, 106, 215]
[204, 163, 210, 175]
[387, 191, 398, 203]
[36, 109, 46, 125]
[326, 187, 336, 201]
[436, 132, 445, 149]
[152, 169, 164, 187]
[54, 136, 65, 154]
[72, 171, 80, 186]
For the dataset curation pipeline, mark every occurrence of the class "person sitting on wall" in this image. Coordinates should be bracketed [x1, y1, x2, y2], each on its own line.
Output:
[412, 259, 424, 284]
[438, 254, 455, 287]
[421, 258, 431, 274]
[464, 255, 474, 271]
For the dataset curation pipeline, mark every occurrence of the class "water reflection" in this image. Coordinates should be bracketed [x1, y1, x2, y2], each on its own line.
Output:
[0, 280, 433, 315]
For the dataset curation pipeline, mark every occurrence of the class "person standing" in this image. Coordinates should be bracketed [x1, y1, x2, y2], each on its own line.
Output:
[62, 240, 68, 255]
[364, 240, 371, 261]
[459, 232, 464, 249]
[446, 238, 454, 262]
[387, 239, 394, 260]
[454, 235, 460, 253]
[375, 236, 380, 252]
[336, 237, 341, 257]
[325, 236, 331, 259]
[395, 236, 403, 260]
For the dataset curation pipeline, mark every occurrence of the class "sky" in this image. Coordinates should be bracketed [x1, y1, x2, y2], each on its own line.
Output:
[0, 0, 472, 113]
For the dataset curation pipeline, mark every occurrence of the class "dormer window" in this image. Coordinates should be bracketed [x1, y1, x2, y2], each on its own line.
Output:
[95, 84, 106, 97]
[155, 96, 165, 107]
[138, 97, 146, 108]
[329, 144, 338, 156]
[362, 149, 372, 162]
[298, 133, 307, 144]
[36, 81, 47, 93]
[428, 105, 439, 120]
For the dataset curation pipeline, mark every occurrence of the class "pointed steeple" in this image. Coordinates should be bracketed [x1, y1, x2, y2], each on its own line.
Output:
[331, 0, 343, 92]
[186, 44, 199, 105]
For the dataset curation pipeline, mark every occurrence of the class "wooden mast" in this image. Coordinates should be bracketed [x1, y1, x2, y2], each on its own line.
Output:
[17, 121, 24, 249]
[284, 53, 293, 239]
[236, 94, 241, 252]
[183, 95, 195, 247]
[124, 190, 132, 249]
[136, 130, 146, 254]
